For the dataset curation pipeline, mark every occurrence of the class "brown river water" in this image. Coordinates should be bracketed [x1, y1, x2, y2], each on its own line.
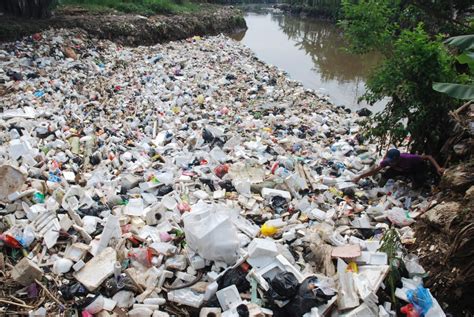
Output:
[231, 10, 387, 111]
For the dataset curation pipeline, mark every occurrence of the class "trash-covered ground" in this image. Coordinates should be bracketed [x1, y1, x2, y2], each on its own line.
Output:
[0, 29, 449, 316]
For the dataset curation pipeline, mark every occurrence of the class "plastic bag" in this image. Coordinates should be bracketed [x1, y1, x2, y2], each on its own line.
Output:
[271, 196, 289, 214]
[60, 282, 88, 300]
[403, 254, 426, 276]
[407, 286, 433, 316]
[265, 272, 299, 309]
[284, 276, 335, 316]
[270, 272, 299, 299]
[387, 207, 415, 227]
[218, 267, 251, 293]
[401, 304, 420, 317]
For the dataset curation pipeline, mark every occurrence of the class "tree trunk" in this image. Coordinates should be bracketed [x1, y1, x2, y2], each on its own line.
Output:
[1, 0, 53, 18]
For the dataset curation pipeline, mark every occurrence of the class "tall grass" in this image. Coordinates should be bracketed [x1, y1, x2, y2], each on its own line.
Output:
[59, 0, 199, 15]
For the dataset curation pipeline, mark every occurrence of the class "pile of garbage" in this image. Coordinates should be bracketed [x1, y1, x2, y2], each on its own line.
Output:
[0, 29, 445, 316]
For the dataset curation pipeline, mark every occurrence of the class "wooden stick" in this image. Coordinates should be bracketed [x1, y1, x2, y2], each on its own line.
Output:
[34, 279, 63, 307]
[8, 295, 27, 305]
[302, 165, 317, 190]
[295, 163, 309, 190]
[0, 299, 33, 309]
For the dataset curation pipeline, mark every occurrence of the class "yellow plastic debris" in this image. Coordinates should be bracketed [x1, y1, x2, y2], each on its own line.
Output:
[260, 223, 278, 237]
[196, 94, 205, 105]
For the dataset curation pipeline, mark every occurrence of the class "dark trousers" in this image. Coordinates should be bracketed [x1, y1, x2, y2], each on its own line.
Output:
[379, 163, 428, 189]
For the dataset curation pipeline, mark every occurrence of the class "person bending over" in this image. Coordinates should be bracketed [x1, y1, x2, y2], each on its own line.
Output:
[352, 148, 445, 189]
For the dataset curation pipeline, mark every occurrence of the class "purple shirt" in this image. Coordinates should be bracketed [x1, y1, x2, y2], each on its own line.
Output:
[380, 153, 423, 171]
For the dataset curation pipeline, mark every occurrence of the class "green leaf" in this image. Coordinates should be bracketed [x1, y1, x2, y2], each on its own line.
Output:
[444, 35, 474, 51]
[456, 52, 474, 65]
[456, 52, 474, 73]
[432, 82, 474, 100]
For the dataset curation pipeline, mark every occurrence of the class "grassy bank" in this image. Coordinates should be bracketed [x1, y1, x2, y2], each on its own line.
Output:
[57, 0, 200, 15]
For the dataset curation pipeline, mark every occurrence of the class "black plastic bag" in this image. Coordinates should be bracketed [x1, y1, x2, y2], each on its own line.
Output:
[265, 272, 300, 311]
[205, 267, 251, 308]
[219, 180, 236, 192]
[236, 303, 250, 317]
[271, 196, 289, 214]
[218, 267, 250, 292]
[271, 272, 299, 298]
[284, 276, 335, 316]
[202, 129, 214, 143]
[157, 185, 173, 196]
[60, 282, 88, 300]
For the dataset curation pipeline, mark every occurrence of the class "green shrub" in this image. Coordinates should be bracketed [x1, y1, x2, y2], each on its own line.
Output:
[362, 25, 459, 153]
[147, 1, 174, 14]
[59, 0, 197, 15]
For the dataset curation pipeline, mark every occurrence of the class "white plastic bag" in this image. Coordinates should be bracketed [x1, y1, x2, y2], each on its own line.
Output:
[387, 207, 415, 227]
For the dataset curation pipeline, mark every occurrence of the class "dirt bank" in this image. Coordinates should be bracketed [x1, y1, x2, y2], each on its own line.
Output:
[412, 187, 473, 315]
[410, 103, 474, 316]
[0, 6, 247, 45]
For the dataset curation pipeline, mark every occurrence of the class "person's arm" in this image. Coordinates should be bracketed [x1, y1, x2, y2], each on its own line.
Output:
[353, 165, 384, 183]
[421, 155, 445, 175]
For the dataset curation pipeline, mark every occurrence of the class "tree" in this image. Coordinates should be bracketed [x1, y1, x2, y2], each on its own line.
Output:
[339, 0, 472, 155]
[362, 25, 459, 154]
[1, 0, 54, 18]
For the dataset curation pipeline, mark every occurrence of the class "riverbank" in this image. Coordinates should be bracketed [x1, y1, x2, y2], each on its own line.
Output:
[0, 5, 246, 45]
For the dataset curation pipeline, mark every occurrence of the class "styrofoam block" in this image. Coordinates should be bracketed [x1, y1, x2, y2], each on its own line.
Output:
[261, 188, 291, 201]
[216, 285, 242, 311]
[247, 238, 278, 269]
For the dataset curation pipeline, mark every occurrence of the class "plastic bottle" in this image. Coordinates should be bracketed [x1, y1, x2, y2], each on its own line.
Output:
[404, 197, 412, 210]
[384, 179, 395, 194]
[0, 234, 22, 248]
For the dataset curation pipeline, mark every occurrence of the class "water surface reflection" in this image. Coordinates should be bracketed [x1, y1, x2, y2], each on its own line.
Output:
[232, 11, 385, 110]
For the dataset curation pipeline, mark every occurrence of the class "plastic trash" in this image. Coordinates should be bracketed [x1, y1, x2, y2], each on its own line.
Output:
[218, 266, 251, 293]
[401, 304, 420, 317]
[183, 202, 239, 264]
[60, 282, 89, 300]
[129, 248, 154, 267]
[267, 271, 299, 301]
[387, 207, 415, 227]
[403, 254, 426, 276]
[0, 28, 446, 317]
[52, 258, 74, 275]
[0, 165, 27, 201]
[260, 223, 278, 237]
[407, 286, 433, 316]
[285, 276, 336, 316]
